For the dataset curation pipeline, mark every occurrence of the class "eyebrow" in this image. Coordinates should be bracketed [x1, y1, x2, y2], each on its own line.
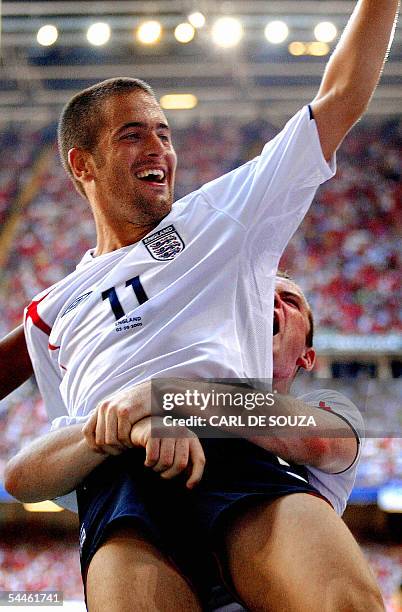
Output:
[116, 121, 170, 136]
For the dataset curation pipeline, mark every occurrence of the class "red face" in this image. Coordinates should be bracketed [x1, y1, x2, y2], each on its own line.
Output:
[272, 277, 315, 387]
[83, 90, 177, 230]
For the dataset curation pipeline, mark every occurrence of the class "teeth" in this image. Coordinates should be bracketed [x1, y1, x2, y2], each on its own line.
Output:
[135, 168, 165, 180]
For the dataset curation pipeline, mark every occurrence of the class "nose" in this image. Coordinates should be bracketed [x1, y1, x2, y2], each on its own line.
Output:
[274, 291, 280, 308]
[144, 131, 165, 156]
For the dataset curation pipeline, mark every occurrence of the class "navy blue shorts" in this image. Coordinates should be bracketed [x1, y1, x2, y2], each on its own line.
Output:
[77, 438, 329, 604]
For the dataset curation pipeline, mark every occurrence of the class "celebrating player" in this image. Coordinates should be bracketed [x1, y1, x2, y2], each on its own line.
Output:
[2, 1, 399, 609]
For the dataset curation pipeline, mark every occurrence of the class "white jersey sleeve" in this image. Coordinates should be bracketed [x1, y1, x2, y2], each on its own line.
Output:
[200, 105, 336, 256]
[297, 389, 365, 515]
[24, 288, 80, 512]
[24, 287, 68, 428]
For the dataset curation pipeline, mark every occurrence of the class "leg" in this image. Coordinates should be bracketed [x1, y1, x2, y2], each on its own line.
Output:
[86, 523, 203, 612]
[223, 493, 384, 612]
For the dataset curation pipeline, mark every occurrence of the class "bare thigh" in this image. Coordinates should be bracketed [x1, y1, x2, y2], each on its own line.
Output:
[86, 523, 203, 612]
[222, 493, 384, 612]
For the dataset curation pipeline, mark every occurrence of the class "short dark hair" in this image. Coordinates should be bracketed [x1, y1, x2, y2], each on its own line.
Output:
[276, 270, 314, 348]
[57, 77, 156, 196]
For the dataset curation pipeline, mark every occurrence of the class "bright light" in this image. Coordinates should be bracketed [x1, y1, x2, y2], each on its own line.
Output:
[212, 17, 243, 48]
[160, 94, 198, 110]
[264, 21, 289, 44]
[175, 23, 195, 44]
[314, 21, 337, 43]
[288, 41, 306, 56]
[87, 22, 111, 46]
[137, 21, 162, 45]
[37, 25, 58, 47]
[188, 12, 206, 29]
[24, 501, 64, 513]
[308, 41, 330, 56]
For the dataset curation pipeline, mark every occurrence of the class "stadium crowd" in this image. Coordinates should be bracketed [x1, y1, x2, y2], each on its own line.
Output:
[0, 127, 44, 227]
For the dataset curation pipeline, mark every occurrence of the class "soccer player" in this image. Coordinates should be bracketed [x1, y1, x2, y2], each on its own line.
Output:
[6, 273, 381, 610]
[2, 1, 399, 609]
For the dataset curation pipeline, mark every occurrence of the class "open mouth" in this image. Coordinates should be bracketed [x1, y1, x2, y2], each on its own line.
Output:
[273, 312, 280, 336]
[135, 168, 166, 184]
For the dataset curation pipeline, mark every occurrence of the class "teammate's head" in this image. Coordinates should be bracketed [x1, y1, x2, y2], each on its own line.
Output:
[57, 78, 177, 232]
[273, 271, 316, 389]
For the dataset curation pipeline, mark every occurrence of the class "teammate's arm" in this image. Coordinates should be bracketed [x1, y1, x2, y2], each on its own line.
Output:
[4, 416, 205, 503]
[0, 325, 32, 399]
[245, 394, 357, 474]
[311, 0, 399, 160]
[161, 383, 358, 474]
[4, 424, 112, 502]
[84, 380, 357, 474]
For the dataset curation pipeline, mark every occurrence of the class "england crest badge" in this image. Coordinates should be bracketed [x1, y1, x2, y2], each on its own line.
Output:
[143, 224, 185, 261]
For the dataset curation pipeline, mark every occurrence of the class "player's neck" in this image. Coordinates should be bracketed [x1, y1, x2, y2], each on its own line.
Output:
[93, 216, 158, 256]
[272, 375, 293, 394]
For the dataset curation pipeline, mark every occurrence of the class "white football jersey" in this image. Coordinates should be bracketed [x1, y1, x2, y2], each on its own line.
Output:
[25, 106, 335, 431]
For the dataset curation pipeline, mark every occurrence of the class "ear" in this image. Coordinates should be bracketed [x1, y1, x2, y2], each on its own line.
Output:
[68, 147, 95, 186]
[296, 347, 316, 372]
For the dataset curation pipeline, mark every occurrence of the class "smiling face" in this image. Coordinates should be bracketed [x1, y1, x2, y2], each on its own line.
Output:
[273, 277, 316, 390]
[69, 90, 177, 251]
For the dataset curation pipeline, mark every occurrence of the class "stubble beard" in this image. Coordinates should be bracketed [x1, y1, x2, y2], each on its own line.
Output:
[126, 186, 174, 227]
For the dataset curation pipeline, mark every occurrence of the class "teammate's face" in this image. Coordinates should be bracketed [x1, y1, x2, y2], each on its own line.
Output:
[272, 278, 315, 385]
[86, 90, 177, 228]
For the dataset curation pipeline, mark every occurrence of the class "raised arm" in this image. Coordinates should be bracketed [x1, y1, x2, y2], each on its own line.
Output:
[0, 325, 33, 399]
[311, 0, 400, 160]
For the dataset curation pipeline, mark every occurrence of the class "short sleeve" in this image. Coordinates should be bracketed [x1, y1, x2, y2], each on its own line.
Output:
[300, 389, 365, 515]
[24, 291, 68, 426]
[200, 105, 335, 255]
[299, 389, 365, 471]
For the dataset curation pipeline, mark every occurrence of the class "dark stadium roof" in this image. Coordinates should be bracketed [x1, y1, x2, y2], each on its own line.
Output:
[0, 1, 401, 123]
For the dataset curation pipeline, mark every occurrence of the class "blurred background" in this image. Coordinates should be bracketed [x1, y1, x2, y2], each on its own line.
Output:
[0, 1, 401, 609]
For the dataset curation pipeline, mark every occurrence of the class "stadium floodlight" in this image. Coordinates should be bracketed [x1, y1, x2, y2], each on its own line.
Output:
[137, 21, 162, 45]
[175, 23, 195, 44]
[314, 21, 337, 43]
[37, 25, 58, 47]
[160, 94, 198, 110]
[288, 41, 306, 56]
[212, 17, 243, 48]
[87, 23, 111, 46]
[308, 41, 330, 56]
[188, 12, 206, 29]
[264, 21, 289, 44]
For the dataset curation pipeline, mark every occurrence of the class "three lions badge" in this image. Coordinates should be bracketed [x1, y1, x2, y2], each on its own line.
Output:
[143, 225, 185, 261]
